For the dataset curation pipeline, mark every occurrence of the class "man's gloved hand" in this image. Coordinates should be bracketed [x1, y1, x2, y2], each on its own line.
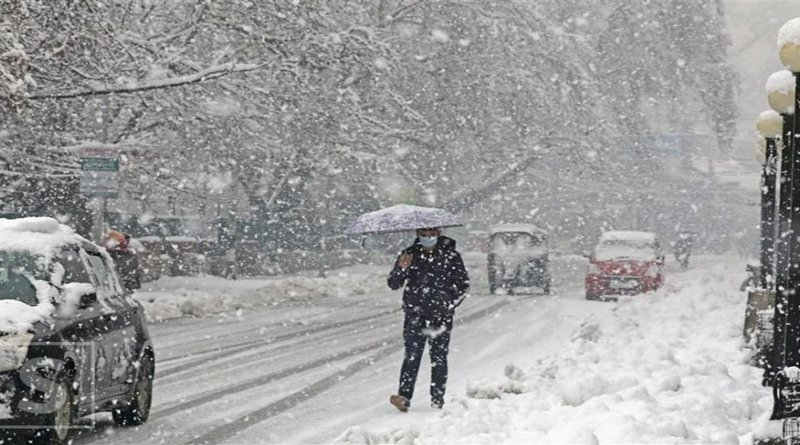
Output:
[399, 253, 413, 270]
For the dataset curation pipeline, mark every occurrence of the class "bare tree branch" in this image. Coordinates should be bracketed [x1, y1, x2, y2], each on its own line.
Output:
[27, 62, 268, 100]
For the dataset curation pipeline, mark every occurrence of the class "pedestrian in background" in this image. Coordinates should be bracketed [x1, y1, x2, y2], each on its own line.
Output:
[102, 229, 141, 292]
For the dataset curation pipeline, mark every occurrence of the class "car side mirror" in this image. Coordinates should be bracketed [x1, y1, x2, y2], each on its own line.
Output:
[581, 251, 593, 261]
[62, 282, 98, 309]
[79, 292, 98, 308]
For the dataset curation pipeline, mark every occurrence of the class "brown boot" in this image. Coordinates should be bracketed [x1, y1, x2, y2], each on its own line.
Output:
[390, 395, 409, 412]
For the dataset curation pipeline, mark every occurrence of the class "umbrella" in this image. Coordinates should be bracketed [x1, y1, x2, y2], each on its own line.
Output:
[345, 204, 462, 235]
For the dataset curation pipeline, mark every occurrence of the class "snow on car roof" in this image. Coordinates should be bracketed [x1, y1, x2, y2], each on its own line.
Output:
[489, 223, 547, 236]
[600, 230, 657, 243]
[0, 217, 81, 258]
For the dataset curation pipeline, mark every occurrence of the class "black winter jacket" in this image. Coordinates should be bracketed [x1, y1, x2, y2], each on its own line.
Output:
[387, 236, 470, 318]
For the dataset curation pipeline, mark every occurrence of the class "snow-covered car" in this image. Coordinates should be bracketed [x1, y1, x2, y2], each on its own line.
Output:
[487, 224, 551, 295]
[585, 231, 665, 300]
[0, 218, 154, 444]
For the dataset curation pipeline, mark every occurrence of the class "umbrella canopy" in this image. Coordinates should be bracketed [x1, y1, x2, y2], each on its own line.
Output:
[345, 204, 462, 235]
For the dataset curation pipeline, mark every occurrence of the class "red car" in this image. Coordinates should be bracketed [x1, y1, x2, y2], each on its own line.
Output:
[585, 231, 665, 300]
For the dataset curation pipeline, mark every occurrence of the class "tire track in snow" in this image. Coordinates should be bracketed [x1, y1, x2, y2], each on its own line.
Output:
[156, 308, 398, 379]
[156, 317, 398, 388]
[181, 299, 511, 445]
[188, 343, 401, 445]
[155, 299, 382, 362]
[69, 309, 398, 443]
[152, 332, 405, 420]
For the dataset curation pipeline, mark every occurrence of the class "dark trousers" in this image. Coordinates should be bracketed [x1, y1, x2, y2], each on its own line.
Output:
[398, 312, 453, 404]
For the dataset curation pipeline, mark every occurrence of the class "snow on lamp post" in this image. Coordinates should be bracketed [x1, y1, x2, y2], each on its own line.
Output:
[770, 18, 800, 421]
[758, 110, 782, 290]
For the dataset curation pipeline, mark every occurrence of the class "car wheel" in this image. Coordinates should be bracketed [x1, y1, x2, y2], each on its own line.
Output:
[35, 374, 74, 445]
[542, 279, 551, 295]
[585, 292, 598, 301]
[113, 352, 154, 426]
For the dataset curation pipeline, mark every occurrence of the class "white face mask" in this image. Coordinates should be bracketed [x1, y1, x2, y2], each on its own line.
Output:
[419, 236, 438, 248]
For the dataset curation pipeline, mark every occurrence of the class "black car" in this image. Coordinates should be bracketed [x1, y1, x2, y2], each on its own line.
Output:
[0, 218, 154, 444]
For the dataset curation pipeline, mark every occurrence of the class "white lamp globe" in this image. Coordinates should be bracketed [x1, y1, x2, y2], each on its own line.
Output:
[767, 70, 796, 114]
[779, 18, 800, 72]
[757, 109, 783, 138]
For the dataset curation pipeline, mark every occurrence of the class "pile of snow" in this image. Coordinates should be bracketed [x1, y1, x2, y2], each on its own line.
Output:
[0, 299, 52, 334]
[336, 257, 779, 444]
[466, 365, 527, 400]
[0, 217, 77, 258]
[0, 276, 58, 336]
[133, 266, 381, 322]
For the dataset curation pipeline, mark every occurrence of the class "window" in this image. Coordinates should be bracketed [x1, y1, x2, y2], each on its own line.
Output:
[57, 247, 91, 284]
[86, 252, 113, 291]
[0, 251, 42, 306]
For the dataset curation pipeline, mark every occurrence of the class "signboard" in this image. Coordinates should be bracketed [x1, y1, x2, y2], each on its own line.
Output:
[79, 146, 119, 198]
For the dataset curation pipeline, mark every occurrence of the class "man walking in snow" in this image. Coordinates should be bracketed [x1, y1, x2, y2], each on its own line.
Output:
[387, 227, 470, 412]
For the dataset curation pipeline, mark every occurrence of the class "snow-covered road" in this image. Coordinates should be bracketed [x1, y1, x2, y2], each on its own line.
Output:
[72, 253, 775, 444]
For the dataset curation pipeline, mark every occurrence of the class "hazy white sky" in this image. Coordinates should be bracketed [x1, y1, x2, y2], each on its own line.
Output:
[726, 1, 799, 136]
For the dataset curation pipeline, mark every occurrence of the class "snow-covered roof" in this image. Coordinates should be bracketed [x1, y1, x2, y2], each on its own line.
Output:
[0, 217, 80, 258]
[489, 223, 547, 236]
[599, 230, 657, 243]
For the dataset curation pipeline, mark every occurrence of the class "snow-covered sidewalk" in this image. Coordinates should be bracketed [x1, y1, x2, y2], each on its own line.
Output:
[337, 255, 778, 444]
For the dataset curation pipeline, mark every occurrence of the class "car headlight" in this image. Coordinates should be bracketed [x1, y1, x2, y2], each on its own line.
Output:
[587, 263, 601, 274]
[645, 265, 660, 278]
[0, 332, 34, 373]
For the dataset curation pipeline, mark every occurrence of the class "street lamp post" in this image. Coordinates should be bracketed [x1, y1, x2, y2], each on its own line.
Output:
[770, 18, 800, 421]
[780, 18, 800, 370]
[767, 69, 795, 412]
[767, 70, 795, 419]
[757, 110, 783, 289]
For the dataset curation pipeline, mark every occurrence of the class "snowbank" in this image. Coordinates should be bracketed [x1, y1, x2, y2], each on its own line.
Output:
[336, 257, 779, 444]
[133, 266, 381, 322]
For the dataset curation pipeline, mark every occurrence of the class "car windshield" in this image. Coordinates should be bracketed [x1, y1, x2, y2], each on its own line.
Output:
[0, 251, 45, 306]
[595, 240, 656, 261]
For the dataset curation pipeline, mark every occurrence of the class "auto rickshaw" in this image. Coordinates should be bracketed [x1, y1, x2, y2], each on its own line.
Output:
[487, 224, 551, 295]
